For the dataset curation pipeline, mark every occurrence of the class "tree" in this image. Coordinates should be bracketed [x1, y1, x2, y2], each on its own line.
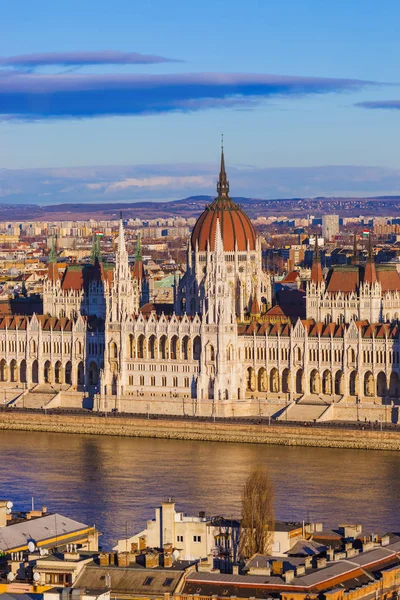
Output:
[239, 467, 274, 559]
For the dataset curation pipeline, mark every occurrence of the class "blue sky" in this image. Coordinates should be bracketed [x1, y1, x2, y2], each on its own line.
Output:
[1, 0, 400, 203]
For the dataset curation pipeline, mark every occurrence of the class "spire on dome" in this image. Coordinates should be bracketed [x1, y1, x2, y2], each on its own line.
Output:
[216, 135, 229, 198]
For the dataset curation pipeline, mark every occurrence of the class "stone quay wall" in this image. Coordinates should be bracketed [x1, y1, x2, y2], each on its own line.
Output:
[1, 411, 400, 451]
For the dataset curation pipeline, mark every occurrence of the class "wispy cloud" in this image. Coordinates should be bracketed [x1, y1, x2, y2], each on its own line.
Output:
[1, 163, 400, 204]
[0, 50, 182, 69]
[0, 71, 377, 121]
[356, 100, 400, 110]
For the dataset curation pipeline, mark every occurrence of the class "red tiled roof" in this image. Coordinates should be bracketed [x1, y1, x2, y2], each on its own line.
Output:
[326, 268, 359, 293]
[60, 263, 113, 291]
[376, 267, 400, 291]
[282, 271, 299, 283]
[364, 259, 377, 284]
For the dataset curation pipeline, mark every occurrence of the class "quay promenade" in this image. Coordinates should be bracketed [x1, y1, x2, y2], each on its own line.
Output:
[1, 409, 400, 451]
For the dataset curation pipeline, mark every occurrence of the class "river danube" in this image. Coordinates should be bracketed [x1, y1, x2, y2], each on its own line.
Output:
[1, 430, 399, 547]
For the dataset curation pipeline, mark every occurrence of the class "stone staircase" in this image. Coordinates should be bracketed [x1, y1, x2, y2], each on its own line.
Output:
[10, 385, 59, 409]
[277, 402, 330, 422]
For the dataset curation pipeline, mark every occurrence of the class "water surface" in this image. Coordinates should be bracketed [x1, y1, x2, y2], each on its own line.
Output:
[1, 430, 399, 547]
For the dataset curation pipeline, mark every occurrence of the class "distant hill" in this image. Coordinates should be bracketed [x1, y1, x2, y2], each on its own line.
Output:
[3, 195, 400, 221]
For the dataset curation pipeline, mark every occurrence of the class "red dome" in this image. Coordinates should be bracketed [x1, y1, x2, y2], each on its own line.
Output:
[191, 197, 256, 252]
[190, 148, 256, 252]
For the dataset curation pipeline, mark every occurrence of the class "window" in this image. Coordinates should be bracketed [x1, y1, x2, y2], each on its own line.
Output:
[163, 578, 174, 587]
[193, 535, 201, 543]
[143, 577, 154, 586]
[177, 535, 183, 542]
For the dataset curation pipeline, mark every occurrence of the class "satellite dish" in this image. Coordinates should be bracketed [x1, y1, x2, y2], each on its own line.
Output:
[33, 572, 40, 582]
[6, 501, 13, 510]
[7, 572, 15, 582]
[28, 541, 36, 553]
[172, 550, 180, 561]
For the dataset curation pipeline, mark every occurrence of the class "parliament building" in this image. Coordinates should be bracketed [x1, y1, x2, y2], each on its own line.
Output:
[1, 150, 400, 420]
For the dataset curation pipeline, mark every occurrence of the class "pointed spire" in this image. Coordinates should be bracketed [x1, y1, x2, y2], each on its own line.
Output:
[214, 217, 224, 258]
[49, 236, 57, 263]
[351, 231, 358, 264]
[364, 232, 377, 284]
[48, 236, 58, 282]
[135, 232, 142, 262]
[133, 232, 144, 281]
[90, 233, 102, 264]
[311, 237, 323, 283]
[216, 135, 229, 198]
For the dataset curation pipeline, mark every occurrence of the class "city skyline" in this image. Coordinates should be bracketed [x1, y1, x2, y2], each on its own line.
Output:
[2, 1, 400, 202]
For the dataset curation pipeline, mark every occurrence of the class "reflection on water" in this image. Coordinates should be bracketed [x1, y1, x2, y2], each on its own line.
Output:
[0, 430, 399, 548]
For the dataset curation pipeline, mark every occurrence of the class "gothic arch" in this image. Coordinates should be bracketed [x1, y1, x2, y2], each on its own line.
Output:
[296, 369, 304, 394]
[65, 361, 72, 385]
[54, 361, 62, 384]
[334, 370, 344, 395]
[257, 367, 267, 392]
[0, 359, 8, 382]
[77, 361, 85, 386]
[349, 370, 358, 396]
[137, 334, 145, 359]
[32, 360, 39, 384]
[364, 371, 375, 397]
[20, 360, 27, 384]
[193, 336, 201, 361]
[109, 341, 118, 360]
[390, 372, 400, 397]
[269, 367, 279, 393]
[247, 367, 256, 392]
[148, 335, 156, 359]
[44, 360, 52, 384]
[322, 370, 332, 395]
[282, 368, 290, 394]
[182, 336, 190, 360]
[377, 371, 387, 397]
[310, 369, 321, 394]
[159, 335, 168, 360]
[9, 359, 17, 383]
[170, 335, 179, 360]
[88, 362, 99, 386]
[128, 334, 135, 359]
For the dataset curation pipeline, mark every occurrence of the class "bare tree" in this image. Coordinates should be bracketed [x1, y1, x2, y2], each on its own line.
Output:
[239, 467, 274, 559]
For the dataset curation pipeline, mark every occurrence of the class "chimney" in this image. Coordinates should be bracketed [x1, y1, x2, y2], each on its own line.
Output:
[145, 552, 160, 568]
[117, 552, 130, 567]
[272, 561, 283, 575]
[317, 558, 327, 569]
[284, 570, 295, 584]
[381, 536, 390, 547]
[99, 553, 110, 566]
[304, 556, 312, 569]
[327, 548, 334, 561]
[139, 536, 147, 551]
[295, 566, 305, 577]
[163, 554, 173, 568]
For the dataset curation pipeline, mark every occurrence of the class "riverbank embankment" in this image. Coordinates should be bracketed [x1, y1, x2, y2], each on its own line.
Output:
[1, 411, 400, 451]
